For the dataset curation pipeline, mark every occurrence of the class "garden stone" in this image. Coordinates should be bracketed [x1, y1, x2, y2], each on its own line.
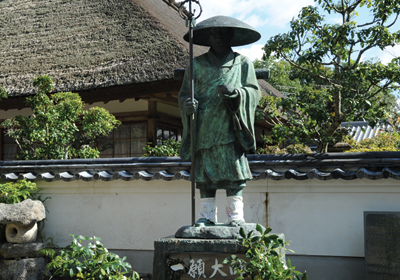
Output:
[6, 222, 38, 243]
[0, 199, 45, 226]
[0, 242, 45, 259]
[0, 257, 47, 280]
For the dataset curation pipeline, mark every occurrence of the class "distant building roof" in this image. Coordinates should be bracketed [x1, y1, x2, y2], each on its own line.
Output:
[258, 80, 286, 98]
[341, 121, 392, 142]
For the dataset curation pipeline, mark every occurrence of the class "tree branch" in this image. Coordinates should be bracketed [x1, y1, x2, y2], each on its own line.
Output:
[323, 0, 340, 13]
[357, 18, 378, 28]
[385, 14, 399, 28]
[279, 51, 342, 89]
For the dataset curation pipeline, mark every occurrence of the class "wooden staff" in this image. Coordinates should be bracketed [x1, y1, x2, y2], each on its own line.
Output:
[179, 0, 202, 226]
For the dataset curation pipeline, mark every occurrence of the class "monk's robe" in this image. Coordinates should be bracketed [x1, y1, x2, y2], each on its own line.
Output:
[179, 49, 261, 190]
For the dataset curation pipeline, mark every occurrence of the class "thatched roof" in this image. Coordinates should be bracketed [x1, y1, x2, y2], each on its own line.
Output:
[0, 0, 206, 101]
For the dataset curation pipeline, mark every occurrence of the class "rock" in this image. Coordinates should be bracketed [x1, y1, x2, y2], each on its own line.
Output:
[0, 243, 46, 259]
[6, 222, 38, 243]
[0, 199, 45, 226]
[175, 223, 265, 239]
[0, 257, 47, 280]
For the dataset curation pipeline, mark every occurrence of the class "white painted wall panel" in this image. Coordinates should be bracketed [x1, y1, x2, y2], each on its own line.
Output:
[38, 180, 267, 250]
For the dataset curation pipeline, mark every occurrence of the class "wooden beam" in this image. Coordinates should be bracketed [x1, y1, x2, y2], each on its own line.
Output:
[0, 79, 182, 111]
[144, 96, 179, 107]
[147, 118, 157, 147]
[0, 128, 3, 161]
[148, 101, 157, 118]
[78, 79, 181, 105]
[147, 101, 158, 146]
[156, 113, 183, 127]
[0, 96, 29, 111]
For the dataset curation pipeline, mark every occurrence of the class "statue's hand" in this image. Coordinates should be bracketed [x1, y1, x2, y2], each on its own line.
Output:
[184, 98, 198, 115]
[216, 85, 237, 99]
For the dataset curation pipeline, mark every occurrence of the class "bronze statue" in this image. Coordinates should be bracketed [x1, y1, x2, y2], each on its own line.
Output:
[179, 16, 261, 226]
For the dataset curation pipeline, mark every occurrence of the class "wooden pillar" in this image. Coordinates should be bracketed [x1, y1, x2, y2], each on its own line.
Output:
[147, 101, 157, 146]
[0, 128, 2, 160]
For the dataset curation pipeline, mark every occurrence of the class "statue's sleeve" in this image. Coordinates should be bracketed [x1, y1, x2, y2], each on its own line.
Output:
[235, 55, 261, 152]
[178, 63, 192, 161]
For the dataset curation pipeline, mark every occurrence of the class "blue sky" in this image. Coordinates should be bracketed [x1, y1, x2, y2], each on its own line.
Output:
[189, 0, 400, 64]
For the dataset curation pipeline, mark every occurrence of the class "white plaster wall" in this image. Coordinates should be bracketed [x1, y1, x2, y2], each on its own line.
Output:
[258, 178, 400, 258]
[38, 180, 266, 251]
[38, 177, 400, 258]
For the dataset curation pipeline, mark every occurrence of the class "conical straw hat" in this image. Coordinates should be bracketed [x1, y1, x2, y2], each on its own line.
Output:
[183, 15, 261, 47]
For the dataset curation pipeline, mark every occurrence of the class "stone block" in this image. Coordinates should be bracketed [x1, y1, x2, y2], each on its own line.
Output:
[0, 243, 46, 259]
[0, 199, 46, 226]
[0, 257, 47, 280]
[364, 211, 400, 279]
[6, 222, 38, 244]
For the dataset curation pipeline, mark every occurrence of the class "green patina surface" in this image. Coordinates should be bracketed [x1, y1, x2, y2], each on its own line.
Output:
[178, 49, 261, 191]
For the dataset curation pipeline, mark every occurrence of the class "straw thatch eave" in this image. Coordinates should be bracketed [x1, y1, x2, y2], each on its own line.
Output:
[0, 0, 206, 105]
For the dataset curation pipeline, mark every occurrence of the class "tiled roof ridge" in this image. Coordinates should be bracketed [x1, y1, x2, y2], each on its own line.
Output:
[2, 153, 400, 182]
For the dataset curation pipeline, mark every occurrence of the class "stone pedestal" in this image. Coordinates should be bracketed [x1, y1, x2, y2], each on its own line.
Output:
[153, 237, 246, 280]
[0, 242, 47, 280]
[0, 258, 47, 280]
[153, 232, 285, 280]
[175, 223, 264, 239]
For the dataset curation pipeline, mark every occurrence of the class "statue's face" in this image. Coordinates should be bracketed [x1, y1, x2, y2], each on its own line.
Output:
[208, 27, 234, 48]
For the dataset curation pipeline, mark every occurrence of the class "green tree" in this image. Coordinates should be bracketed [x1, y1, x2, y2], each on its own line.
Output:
[2, 76, 121, 160]
[254, 57, 302, 96]
[262, 0, 400, 152]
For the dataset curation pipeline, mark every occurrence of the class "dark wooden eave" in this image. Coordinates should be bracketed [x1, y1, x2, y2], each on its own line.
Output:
[0, 79, 182, 111]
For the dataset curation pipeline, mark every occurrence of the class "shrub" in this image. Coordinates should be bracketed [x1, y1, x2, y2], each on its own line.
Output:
[257, 143, 312, 155]
[344, 132, 400, 152]
[257, 145, 284, 155]
[40, 235, 139, 280]
[223, 224, 307, 280]
[0, 179, 39, 205]
[285, 144, 312, 154]
[0, 179, 43, 243]
[142, 139, 180, 157]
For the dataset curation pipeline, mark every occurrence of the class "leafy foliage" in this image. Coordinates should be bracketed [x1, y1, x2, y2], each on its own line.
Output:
[254, 58, 302, 96]
[0, 84, 7, 101]
[257, 143, 312, 155]
[142, 139, 180, 157]
[344, 132, 400, 152]
[40, 235, 139, 280]
[0, 179, 42, 243]
[2, 76, 121, 160]
[223, 224, 307, 280]
[261, 0, 400, 152]
[0, 179, 39, 205]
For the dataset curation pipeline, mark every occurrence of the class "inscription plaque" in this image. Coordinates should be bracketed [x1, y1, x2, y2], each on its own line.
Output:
[169, 252, 248, 280]
[364, 211, 400, 280]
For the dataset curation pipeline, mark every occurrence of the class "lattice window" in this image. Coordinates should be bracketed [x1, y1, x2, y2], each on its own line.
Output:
[98, 123, 147, 158]
[156, 125, 182, 145]
[1, 130, 18, 161]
